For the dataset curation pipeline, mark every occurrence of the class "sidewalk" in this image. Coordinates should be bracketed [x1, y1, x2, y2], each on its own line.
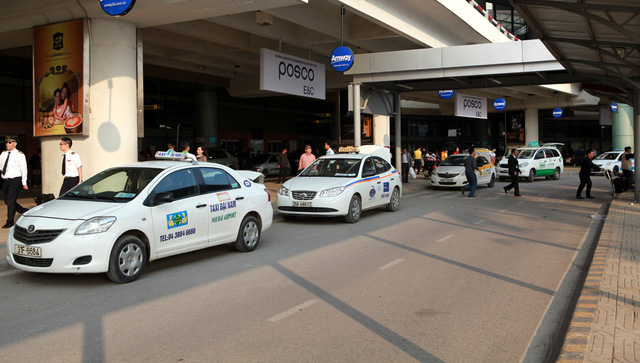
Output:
[557, 190, 640, 362]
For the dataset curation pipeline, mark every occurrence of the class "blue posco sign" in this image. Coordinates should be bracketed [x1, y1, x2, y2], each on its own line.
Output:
[100, 0, 136, 16]
[439, 90, 454, 99]
[493, 98, 506, 111]
[553, 108, 563, 118]
[611, 102, 618, 113]
[330, 46, 354, 72]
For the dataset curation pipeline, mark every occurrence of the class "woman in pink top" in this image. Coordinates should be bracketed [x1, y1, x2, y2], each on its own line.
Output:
[298, 145, 316, 172]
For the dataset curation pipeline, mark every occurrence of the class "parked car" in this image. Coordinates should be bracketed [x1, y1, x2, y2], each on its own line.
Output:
[246, 153, 279, 176]
[7, 152, 272, 283]
[206, 148, 239, 169]
[592, 150, 624, 175]
[430, 148, 496, 189]
[497, 146, 563, 182]
[277, 146, 401, 223]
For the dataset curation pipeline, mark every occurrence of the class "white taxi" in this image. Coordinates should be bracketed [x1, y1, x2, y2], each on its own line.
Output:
[6, 152, 273, 283]
[592, 151, 623, 175]
[276, 146, 401, 223]
[430, 149, 496, 189]
[497, 147, 563, 182]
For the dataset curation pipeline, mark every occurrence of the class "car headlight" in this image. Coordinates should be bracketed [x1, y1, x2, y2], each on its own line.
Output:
[278, 186, 289, 196]
[75, 216, 117, 235]
[320, 186, 345, 197]
[519, 162, 529, 168]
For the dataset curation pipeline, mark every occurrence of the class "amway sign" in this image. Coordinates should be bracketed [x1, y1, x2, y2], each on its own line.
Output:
[260, 48, 325, 100]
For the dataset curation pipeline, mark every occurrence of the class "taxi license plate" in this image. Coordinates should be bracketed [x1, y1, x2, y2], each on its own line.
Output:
[14, 245, 42, 258]
[442, 178, 453, 182]
[293, 201, 312, 207]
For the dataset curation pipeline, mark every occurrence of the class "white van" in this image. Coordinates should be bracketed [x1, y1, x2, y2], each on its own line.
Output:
[497, 147, 564, 182]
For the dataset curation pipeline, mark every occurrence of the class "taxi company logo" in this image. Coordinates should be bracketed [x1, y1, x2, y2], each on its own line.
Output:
[53, 32, 63, 50]
[27, 225, 36, 233]
[243, 180, 252, 187]
[369, 187, 376, 198]
[383, 182, 389, 193]
[167, 211, 188, 229]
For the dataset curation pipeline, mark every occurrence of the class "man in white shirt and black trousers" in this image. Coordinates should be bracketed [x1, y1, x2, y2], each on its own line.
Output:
[59, 136, 83, 197]
[1, 136, 29, 228]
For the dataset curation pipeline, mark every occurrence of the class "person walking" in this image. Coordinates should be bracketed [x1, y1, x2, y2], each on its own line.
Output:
[413, 147, 422, 173]
[461, 147, 479, 198]
[298, 144, 316, 173]
[401, 148, 412, 183]
[324, 141, 335, 155]
[59, 136, 83, 197]
[276, 147, 290, 183]
[503, 148, 521, 196]
[576, 149, 601, 199]
[181, 141, 197, 162]
[1, 136, 29, 228]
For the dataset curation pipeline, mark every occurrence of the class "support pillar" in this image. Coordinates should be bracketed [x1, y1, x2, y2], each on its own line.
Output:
[612, 103, 634, 150]
[353, 83, 361, 147]
[634, 89, 640, 201]
[395, 93, 402, 171]
[41, 18, 138, 195]
[194, 88, 218, 148]
[524, 108, 539, 145]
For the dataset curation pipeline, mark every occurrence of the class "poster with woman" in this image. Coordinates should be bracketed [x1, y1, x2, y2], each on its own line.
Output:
[33, 19, 84, 136]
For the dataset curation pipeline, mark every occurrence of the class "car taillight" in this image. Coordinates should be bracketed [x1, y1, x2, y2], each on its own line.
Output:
[264, 188, 271, 202]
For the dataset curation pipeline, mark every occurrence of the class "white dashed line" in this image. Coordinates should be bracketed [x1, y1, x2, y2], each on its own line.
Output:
[268, 299, 318, 322]
[420, 194, 436, 199]
[485, 196, 500, 200]
[379, 259, 404, 270]
[499, 209, 508, 213]
[442, 194, 457, 199]
[473, 219, 485, 225]
[435, 234, 455, 243]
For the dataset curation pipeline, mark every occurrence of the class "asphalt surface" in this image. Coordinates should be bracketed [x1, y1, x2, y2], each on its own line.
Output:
[0, 168, 611, 362]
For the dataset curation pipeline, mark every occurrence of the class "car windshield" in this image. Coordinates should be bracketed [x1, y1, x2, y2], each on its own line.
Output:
[299, 158, 361, 177]
[441, 155, 468, 166]
[517, 149, 535, 159]
[595, 153, 619, 160]
[60, 167, 163, 202]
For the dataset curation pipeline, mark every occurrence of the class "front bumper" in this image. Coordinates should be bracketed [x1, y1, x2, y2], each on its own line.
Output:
[430, 174, 467, 187]
[276, 193, 349, 217]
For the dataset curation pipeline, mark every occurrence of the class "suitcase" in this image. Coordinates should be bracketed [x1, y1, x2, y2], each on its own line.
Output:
[29, 189, 55, 205]
[613, 177, 626, 194]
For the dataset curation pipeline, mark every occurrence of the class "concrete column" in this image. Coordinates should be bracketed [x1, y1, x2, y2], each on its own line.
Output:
[633, 89, 640, 201]
[194, 89, 218, 148]
[373, 115, 390, 147]
[612, 103, 634, 150]
[395, 93, 402, 171]
[41, 19, 138, 195]
[524, 108, 539, 145]
[353, 83, 361, 147]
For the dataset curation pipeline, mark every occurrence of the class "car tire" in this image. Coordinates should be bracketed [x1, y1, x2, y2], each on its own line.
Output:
[344, 195, 361, 223]
[528, 169, 535, 182]
[234, 215, 261, 252]
[487, 173, 495, 188]
[552, 168, 561, 180]
[282, 214, 297, 221]
[386, 187, 400, 212]
[613, 166, 619, 176]
[107, 235, 147, 283]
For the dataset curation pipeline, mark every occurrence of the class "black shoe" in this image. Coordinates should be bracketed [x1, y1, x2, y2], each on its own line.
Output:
[576, 196, 584, 199]
[586, 196, 595, 199]
[468, 195, 477, 198]
[514, 194, 521, 197]
[461, 187, 465, 196]
[2, 223, 13, 229]
[503, 186, 508, 194]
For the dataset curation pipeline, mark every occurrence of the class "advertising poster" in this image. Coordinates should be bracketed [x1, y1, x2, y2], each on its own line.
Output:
[340, 114, 373, 145]
[33, 19, 84, 136]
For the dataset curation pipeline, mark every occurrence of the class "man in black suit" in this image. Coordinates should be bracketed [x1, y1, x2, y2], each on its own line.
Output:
[576, 149, 601, 199]
[503, 148, 521, 196]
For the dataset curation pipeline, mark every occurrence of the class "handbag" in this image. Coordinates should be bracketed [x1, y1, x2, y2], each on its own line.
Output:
[409, 167, 417, 179]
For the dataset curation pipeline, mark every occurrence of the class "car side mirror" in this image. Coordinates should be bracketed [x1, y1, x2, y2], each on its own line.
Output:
[153, 192, 174, 206]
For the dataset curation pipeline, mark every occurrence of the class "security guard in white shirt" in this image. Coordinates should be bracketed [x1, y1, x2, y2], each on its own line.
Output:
[1, 136, 29, 228]
[59, 136, 83, 196]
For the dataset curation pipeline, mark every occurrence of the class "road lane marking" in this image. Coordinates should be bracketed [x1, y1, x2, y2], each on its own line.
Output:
[499, 209, 508, 213]
[435, 234, 455, 243]
[420, 194, 436, 199]
[486, 196, 500, 200]
[473, 219, 485, 225]
[379, 259, 404, 270]
[268, 299, 318, 322]
[517, 200, 525, 205]
[441, 194, 457, 199]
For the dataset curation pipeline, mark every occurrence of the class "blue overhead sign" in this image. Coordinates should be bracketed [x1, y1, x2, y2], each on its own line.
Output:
[493, 98, 506, 111]
[611, 102, 618, 113]
[100, 0, 136, 16]
[329, 46, 354, 72]
[439, 90, 454, 100]
[553, 108, 563, 118]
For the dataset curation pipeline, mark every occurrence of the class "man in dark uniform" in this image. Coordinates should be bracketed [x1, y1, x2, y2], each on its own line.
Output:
[503, 148, 521, 196]
[576, 149, 601, 199]
[1, 136, 29, 228]
[276, 146, 290, 183]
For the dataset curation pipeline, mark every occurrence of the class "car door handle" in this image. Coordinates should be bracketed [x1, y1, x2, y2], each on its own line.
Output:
[235, 196, 244, 200]
[196, 203, 207, 208]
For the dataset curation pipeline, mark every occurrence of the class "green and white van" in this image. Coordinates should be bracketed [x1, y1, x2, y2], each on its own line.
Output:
[497, 147, 564, 182]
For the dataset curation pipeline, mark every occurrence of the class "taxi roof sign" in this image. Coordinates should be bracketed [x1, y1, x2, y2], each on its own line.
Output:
[154, 150, 194, 162]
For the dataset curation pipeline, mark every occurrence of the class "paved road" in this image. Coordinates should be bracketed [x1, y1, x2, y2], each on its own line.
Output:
[0, 173, 611, 362]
